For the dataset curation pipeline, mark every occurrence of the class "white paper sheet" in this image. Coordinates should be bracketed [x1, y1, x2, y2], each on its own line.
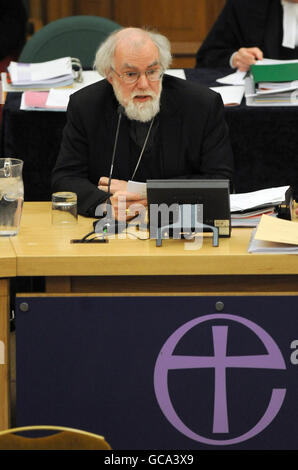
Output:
[46, 71, 104, 107]
[216, 70, 246, 86]
[256, 58, 298, 65]
[210, 85, 244, 106]
[127, 181, 147, 198]
[46, 89, 74, 108]
[230, 186, 289, 212]
[8, 57, 73, 84]
[164, 69, 186, 80]
[19, 71, 105, 111]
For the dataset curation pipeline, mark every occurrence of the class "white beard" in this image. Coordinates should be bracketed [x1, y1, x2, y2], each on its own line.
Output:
[113, 81, 162, 122]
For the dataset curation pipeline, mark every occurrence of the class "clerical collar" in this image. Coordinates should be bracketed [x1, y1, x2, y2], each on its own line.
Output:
[129, 116, 159, 151]
[281, 0, 298, 49]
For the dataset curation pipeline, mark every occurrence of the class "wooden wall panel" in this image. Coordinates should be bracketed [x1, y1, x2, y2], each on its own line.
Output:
[114, 0, 206, 41]
[28, 0, 226, 67]
[74, 0, 115, 17]
[206, 0, 226, 31]
[45, 0, 73, 22]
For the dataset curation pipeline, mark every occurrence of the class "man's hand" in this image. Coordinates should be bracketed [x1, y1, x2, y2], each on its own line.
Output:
[110, 190, 147, 221]
[98, 176, 128, 194]
[232, 47, 263, 71]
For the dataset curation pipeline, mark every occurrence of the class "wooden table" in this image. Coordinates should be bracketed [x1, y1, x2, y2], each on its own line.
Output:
[0, 237, 16, 429]
[10, 202, 298, 296]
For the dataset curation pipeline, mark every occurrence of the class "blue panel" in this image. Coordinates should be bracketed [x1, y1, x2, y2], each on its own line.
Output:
[15, 296, 298, 449]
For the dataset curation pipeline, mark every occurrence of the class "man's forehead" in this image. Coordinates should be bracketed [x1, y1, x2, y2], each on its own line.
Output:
[114, 36, 159, 67]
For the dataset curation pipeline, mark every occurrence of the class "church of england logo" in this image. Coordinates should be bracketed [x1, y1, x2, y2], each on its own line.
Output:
[154, 314, 286, 445]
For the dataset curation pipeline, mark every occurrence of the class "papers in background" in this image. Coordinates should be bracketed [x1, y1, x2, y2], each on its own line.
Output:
[165, 69, 186, 80]
[251, 58, 298, 83]
[256, 58, 298, 65]
[246, 58, 298, 106]
[7, 57, 74, 88]
[248, 214, 298, 253]
[210, 85, 244, 106]
[231, 207, 276, 227]
[22, 91, 54, 111]
[212, 70, 246, 106]
[127, 181, 147, 198]
[20, 71, 104, 111]
[21, 90, 71, 111]
[230, 186, 289, 212]
[216, 70, 246, 86]
[45, 88, 77, 109]
[19, 69, 184, 111]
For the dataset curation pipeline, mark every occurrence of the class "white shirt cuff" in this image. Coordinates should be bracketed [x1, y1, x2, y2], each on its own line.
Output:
[229, 52, 237, 68]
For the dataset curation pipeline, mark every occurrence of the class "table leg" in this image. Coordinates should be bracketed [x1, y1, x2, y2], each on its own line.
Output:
[0, 279, 10, 429]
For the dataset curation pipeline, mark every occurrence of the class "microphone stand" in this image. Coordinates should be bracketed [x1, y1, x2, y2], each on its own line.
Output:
[96, 110, 126, 235]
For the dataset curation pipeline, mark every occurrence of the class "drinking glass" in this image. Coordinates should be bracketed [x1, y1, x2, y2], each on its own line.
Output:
[51, 192, 77, 225]
[0, 158, 24, 236]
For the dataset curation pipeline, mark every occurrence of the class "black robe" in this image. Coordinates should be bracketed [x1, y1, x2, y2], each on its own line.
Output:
[52, 75, 234, 216]
[196, 0, 298, 68]
[0, 0, 28, 61]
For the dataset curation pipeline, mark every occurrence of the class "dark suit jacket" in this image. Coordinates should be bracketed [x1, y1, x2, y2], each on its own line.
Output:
[52, 75, 234, 216]
[196, 0, 298, 68]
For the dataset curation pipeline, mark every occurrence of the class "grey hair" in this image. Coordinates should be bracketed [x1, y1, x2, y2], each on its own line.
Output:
[94, 27, 172, 77]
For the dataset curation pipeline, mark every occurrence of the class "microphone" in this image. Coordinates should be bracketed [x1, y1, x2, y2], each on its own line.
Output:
[96, 107, 125, 235]
[107, 107, 122, 197]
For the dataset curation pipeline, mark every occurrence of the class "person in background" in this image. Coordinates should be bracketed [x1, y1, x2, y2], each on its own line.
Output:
[0, 0, 28, 69]
[52, 27, 233, 219]
[196, 0, 298, 71]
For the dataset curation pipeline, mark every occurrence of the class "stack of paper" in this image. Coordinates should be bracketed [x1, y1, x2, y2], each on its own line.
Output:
[245, 59, 298, 106]
[231, 207, 276, 227]
[20, 90, 73, 112]
[20, 71, 104, 111]
[248, 214, 298, 253]
[210, 70, 246, 106]
[230, 186, 289, 211]
[230, 186, 289, 227]
[5, 57, 75, 90]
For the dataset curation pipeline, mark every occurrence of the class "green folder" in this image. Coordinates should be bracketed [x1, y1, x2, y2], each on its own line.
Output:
[251, 62, 298, 83]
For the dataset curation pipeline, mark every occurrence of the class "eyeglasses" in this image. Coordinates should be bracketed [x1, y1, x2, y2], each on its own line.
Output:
[110, 66, 163, 84]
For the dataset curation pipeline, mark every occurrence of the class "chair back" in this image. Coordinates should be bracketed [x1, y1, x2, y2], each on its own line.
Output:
[19, 15, 121, 68]
[0, 425, 111, 450]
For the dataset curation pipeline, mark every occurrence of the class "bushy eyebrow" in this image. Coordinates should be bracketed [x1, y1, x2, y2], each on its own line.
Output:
[122, 60, 159, 70]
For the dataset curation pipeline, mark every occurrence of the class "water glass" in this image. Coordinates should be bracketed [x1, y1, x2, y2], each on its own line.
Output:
[51, 192, 77, 225]
[0, 158, 24, 236]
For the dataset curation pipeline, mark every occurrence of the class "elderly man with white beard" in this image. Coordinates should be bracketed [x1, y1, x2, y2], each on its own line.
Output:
[52, 27, 234, 218]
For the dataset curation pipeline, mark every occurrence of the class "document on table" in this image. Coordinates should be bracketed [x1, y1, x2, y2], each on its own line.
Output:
[20, 89, 71, 111]
[210, 85, 244, 106]
[8, 57, 74, 87]
[165, 69, 186, 80]
[248, 214, 298, 253]
[255, 214, 298, 245]
[216, 70, 246, 85]
[216, 59, 298, 87]
[20, 71, 105, 111]
[45, 88, 75, 108]
[127, 181, 147, 198]
[230, 186, 289, 212]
